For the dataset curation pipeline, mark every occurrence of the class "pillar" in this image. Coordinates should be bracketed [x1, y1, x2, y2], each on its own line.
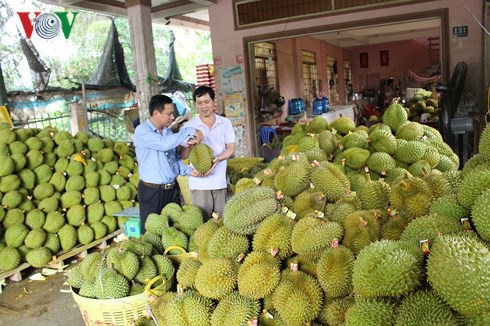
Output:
[125, 0, 159, 123]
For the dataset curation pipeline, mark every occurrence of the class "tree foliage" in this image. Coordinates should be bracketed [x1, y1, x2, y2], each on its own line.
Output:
[0, 0, 213, 91]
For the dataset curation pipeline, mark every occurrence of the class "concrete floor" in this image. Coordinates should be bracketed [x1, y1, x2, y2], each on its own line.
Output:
[0, 268, 85, 326]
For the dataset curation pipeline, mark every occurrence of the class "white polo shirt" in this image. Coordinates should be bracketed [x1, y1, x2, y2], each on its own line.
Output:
[184, 114, 235, 190]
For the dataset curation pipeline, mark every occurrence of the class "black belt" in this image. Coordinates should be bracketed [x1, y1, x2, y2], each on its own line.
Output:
[140, 180, 176, 189]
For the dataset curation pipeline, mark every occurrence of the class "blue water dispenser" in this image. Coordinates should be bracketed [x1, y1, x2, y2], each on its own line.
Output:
[321, 95, 330, 113]
[312, 98, 323, 115]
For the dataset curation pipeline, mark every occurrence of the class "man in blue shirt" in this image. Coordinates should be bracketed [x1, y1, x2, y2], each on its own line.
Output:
[134, 94, 203, 232]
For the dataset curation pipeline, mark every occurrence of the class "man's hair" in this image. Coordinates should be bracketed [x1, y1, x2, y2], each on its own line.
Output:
[193, 85, 215, 102]
[149, 94, 173, 116]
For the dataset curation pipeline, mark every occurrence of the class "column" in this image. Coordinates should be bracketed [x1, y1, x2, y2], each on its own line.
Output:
[125, 0, 159, 123]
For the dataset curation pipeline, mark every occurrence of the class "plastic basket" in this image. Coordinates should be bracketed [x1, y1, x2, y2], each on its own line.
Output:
[72, 288, 147, 326]
[164, 245, 197, 265]
[144, 273, 175, 300]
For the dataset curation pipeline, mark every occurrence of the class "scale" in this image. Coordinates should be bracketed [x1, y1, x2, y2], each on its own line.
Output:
[113, 207, 141, 238]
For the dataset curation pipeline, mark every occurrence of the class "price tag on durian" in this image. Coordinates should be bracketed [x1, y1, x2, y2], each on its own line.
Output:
[341, 158, 346, 166]
[420, 239, 430, 255]
[290, 262, 299, 271]
[344, 191, 356, 198]
[331, 128, 337, 134]
[286, 210, 296, 220]
[253, 177, 262, 185]
[338, 143, 344, 150]
[212, 212, 220, 220]
[291, 154, 299, 161]
[311, 160, 320, 167]
[264, 168, 274, 176]
[236, 253, 245, 262]
[313, 210, 324, 218]
[364, 166, 370, 173]
[278, 155, 286, 161]
[276, 191, 284, 200]
[380, 171, 386, 176]
[331, 238, 339, 248]
[248, 320, 258, 326]
[387, 208, 397, 216]
[281, 206, 289, 214]
[269, 248, 279, 257]
[310, 182, 315, 189]
[112, 184, 120, 190]
[264, 310, 274, 319]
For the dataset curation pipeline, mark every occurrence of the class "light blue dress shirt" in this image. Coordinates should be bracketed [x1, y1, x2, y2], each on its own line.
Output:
[134, 119, 196, 184]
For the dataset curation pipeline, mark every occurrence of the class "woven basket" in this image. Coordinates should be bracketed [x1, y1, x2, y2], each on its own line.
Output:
[164, 245, 197, 265]
[72, 289, 147, 326]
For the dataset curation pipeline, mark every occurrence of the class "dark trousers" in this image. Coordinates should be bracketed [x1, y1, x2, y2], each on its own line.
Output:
[138, 181, 181, 233]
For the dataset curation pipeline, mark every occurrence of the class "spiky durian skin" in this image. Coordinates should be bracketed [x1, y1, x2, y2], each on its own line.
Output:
[478, 123, 490, 156]
[223, 186, 279, 235]
[310, 162, 350, 203]
[177, 257, 202, 289]
[193, 218, 223, 248]
[457, 168, 490, 208]
[291, 217, 343, 256]
[472, 188, 490, 241]
[194, 258, 238, 300]
[207, 226, 249, 260]
[165, 290, 214, 326]
[189, 143, 215, 174]
[427, 234, 490, 317]
[344, 298, 396, 326]
[210, 291, 260, 326]
[381, 212, 413, 240]
[399, 213, 463, 246]
[342, 148, 370, 169]
[394, 290, 458, 326]
[316, 245, 354, 298]
[237, 251, 281, 300]
[273, 160, 311, 197]
[358, 178, 391, 210]
[252, 213, 295, 260]
[383, 102, 407, 132]
[352, 240, 423, 298]
[272, 270, 323, 326]
[318, 296, 354, 326]
[93, 269, 130, 299]
[429, 194, 469, 222]
[390, 175, 434, 219]
[342, 210, 382, 255]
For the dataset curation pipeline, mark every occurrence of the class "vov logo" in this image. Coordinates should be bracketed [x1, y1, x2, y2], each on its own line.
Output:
[17, 12, 79, 39]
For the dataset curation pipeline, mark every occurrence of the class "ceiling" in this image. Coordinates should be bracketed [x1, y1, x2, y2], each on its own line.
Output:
[40, 0, 213, 30]
[40, 1, 440, 46]
[309, 18, 440, 48]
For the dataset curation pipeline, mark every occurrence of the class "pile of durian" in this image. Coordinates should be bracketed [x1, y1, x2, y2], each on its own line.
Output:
[0, 125, 139, 272]
[403, 88, 439, 123]
[136, 102, 490, 326]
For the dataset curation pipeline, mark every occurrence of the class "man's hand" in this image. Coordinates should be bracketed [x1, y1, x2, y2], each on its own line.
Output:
[204, 157, 220, 176]
[190, 168, 204, 177]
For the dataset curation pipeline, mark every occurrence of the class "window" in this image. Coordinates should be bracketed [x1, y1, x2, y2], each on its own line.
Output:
[254, 42, 279, 92]
[344, 60, 354, 102]
[302, 50, 317, 108]
[326, 56, 338, 104]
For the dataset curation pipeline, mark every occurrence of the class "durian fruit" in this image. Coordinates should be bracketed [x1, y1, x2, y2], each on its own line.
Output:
[143, 232, 164, 253]
[325, 195, 362, 225]
[106, 248, 140, 281]
[395, 140, 428, 165]
[390, 174, 434, 219]
[316, 243, 355, 298]
[210, 291, 260, 326]
[93, 268, 130, 299]
[5, 223, 29, 247]
[134, 256, 158, 285]
[344, 297, 396, 326]
[0, 246, 21, 271]
[310, 161, 350, 203]
[189, 143, 215, 174]
[25, 247, 52, 268]
[396, 121, 424, 141]
[457, 167, 490, 209]
[252, 213, 295, 259]
[273, 159, 311, 197]
[342, 148, 370, 169]
[194, 258, 238, 300]
[207, 226, 249, 260]
[66, 264, 85, 288]
[179, 204, 204, 231]
[292, 190, 325, 219]
[427, 234, 490, 317]
[352, 240, 423, 298]
[477, 123, 490, 157]
[223, 186, 279, 235]
[164, 290, 214, 326]
[57, 224, 78, 251]
[317, 295, 354, 326]
[357, 175, 391, 211]
[340, 131, 368, 150]
[366, 152, 396, 175]
[368, 128, 397, 155]
[161, 227, 188, 254]
[291, 216, 343, 256]
[317, 129, 338, 155]
[151, 254, 175, 280]
[381, 210, 413, 240]
[342, 210, 382, 255]
[120, 237, 153, 256]
[234, 178, 258, 194]
[177, 257, 202, 289]
[383, 101, 408, 132]
[471, 188, 490, 241]
[297, 133, 319, 152]
[237, 251, 281, 300]
[399, 214, 463, 246]
[329, 116, 356, 135]
[24, 228, 47, 248]
[271, 269, 323, 326]
[394, 290, 458, 326]
[305, 116, 329, 134]
[161, 202, 183, 223]
[144, 213, 169, 236]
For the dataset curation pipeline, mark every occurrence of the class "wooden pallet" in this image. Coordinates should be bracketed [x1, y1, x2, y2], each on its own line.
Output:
[0, 229, 122, 283]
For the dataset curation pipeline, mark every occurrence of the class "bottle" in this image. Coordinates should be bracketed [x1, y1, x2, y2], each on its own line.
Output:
[321, 94, 330, 113]
[313, 97, 323, 115]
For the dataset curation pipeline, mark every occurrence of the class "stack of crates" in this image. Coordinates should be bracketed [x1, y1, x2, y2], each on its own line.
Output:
[196, 64, 215, 90]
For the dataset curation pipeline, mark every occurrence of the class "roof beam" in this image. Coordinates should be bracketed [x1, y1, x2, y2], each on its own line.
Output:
[151, 1, 208, 19]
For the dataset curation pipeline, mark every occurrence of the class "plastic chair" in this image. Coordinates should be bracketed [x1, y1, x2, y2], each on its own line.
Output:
[260, 126, 277, 144]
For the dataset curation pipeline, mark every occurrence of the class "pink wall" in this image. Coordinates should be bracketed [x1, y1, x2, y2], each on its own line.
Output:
[208, 0, 484, 156]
